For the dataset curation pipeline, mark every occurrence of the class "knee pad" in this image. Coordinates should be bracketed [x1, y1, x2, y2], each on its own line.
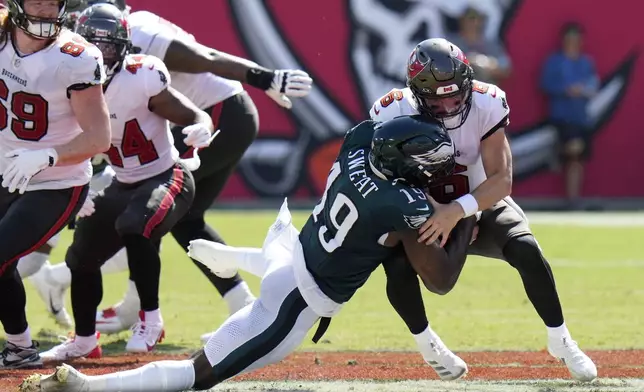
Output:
[502, 234, 547, 272]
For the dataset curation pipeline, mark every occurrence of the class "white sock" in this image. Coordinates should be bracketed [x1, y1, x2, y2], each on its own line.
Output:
[6, 327, 32, 348]
[17, 252, 48, 279]
[49, 262, 72, 288]
[224, 281, 256, 314]
[235, 247, 266, 277]
[101, 248, 129, 274]
[86, 360, 195, 392]
[547, 322, 571, 340]
[413, 325, 433, 346]
[144, 309, 163, 325]
[74, 334, 98, 350]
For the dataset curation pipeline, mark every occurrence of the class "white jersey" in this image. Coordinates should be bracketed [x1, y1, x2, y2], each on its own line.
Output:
[128, 11, 243, 110]
[103, 54, 178, 183]
[369, 82, 510, 199]
[0, 29, 105, 191]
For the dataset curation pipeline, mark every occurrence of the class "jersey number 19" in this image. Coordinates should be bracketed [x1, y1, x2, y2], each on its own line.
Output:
[311, 162, 358, 253]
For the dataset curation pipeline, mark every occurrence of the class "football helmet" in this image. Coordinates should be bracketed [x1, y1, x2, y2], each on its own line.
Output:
[406, 38, 474, 130]
[75, 3, 130, 79]
[6, 0, 68, 39]
[369, 115, 456, 188]
[65, 0, 129, 30]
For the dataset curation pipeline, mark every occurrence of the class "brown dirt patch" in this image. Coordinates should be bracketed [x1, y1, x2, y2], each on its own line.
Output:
[1, 350, 642, 390]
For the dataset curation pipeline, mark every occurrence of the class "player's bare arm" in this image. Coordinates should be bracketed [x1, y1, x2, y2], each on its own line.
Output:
[148, 86, 213, 131]
[58, 85, 112, 166]
[471, 129, 513, 211]
[418, 131, 512, 246]
[163, 39, 262, 82]
[163, 39, 312, 109]
[389, 216, 475, 295]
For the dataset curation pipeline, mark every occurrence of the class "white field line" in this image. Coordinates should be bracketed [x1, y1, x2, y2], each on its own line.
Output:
[206, 378, 644, 392]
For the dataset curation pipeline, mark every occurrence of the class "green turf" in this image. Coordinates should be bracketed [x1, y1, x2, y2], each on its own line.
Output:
[22, 211, 644, 354]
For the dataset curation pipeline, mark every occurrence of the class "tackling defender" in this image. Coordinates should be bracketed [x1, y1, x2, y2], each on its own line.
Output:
[188, 38, 599, 383]
[19, 115, 476, 391]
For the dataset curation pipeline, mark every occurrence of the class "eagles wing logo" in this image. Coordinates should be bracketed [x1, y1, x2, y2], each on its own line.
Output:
[410, 141, 455, 166]
[404, 213, 431, 230]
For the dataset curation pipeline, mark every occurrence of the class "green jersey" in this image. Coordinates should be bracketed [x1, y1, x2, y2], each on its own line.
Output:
[299, 120, 435, 303]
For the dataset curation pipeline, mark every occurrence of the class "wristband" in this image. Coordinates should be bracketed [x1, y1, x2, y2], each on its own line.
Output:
[246, 67, 275, 90]
[455, 194, 478, 217]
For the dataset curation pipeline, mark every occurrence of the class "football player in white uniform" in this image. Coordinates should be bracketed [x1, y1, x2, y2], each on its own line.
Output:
[0, 0, 111, 369]
[367, 38, 596, 382]
[38, 3, 216, 361]
[26, 0, 313, 338]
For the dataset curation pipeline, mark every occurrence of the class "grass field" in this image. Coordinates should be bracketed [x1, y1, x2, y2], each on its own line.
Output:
[12, 211, 644, 391]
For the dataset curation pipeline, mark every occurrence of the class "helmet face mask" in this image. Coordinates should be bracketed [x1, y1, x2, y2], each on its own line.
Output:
[75, 3, 130, 78]
[93, 40, 120, 69]
[406, 38, 474, 130]
[7, 0, 68, 39]
[369, 115, 456, 189]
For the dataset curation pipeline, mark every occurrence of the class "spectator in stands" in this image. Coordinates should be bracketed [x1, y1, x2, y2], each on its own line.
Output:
[448, 6, 511, 85]
[540, 22, 598, 206]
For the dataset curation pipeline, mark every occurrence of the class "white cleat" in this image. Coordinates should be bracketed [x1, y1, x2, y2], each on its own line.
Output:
[126, 311, 165, 353]
[548, 336, 597, 382]
[187, 239, 239, 278]
[417, 331, 468, 381]
[40, 333, 102, 363]
[95, 304, 139, 335]
[19, 363, 90, 392]
[29, 267, 72, 329]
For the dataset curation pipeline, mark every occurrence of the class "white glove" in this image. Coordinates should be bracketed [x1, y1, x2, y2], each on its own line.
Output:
[77, 191, 97, 219]
[2, 148, 57, 194]
[182, 124, 218, 149]
[265, 69, 313, 109]
[180, 129, 221, 172]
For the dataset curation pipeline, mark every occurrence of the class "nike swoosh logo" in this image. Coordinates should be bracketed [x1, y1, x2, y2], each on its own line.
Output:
[49, 297, 61, 315]
[417, 206, 430, 211]
[2, 353, 37, 367]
